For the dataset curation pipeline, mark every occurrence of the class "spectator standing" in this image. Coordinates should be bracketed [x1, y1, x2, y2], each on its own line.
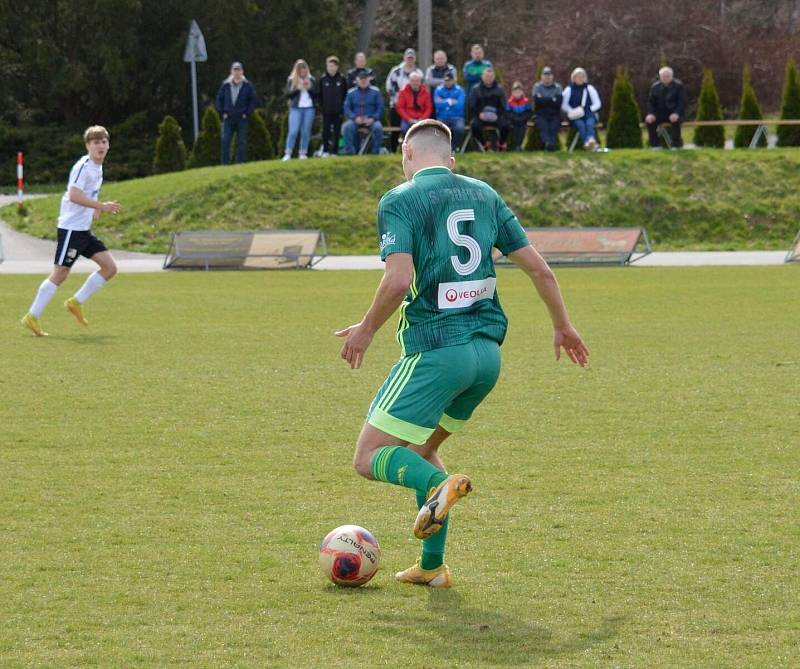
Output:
[346, 52, 376, 89]
[433, 71, 465, 151]
[532, 66, 563, 151]
[319, 56, 348, 156]
[506, 81, 532, 151]
[215, 62, 257, 164]
[425, 50, 457, 93]
[283, 59, 317, 161]
[462, 44, 493, 92]
[645, 67, 687, 148]
[562, 67, 602, 151]
[469, 67, 509, 151]
[386, 49, 424, 151]
[342, 72, 384, 155]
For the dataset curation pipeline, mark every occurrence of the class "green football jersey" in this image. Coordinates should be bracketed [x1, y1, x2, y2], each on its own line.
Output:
[377, 166, 530, 355]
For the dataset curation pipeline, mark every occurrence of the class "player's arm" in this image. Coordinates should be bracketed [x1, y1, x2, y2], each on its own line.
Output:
[336, 253, 413, 369]
[68, 187, 121, 214]
[508, 244, 589, 367]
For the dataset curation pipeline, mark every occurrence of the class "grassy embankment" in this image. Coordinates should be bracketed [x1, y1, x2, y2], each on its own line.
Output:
[3, 150, 799, 254]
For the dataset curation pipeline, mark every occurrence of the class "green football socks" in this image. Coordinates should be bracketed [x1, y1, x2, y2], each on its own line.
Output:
[371, 446, 447, 494]
[417, 488, 447, 569]
[371, 446, 449, 570]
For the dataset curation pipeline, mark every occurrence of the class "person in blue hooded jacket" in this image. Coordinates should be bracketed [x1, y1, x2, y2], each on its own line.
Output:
[433, 71, 465, 151]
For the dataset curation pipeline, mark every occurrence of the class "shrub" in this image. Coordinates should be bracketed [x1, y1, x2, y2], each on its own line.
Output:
[734, 65, 766, 149]
[694, 69, 725, 148]
[188, 107, 221, 168]
[605, 67, 643, 149]
[248, 109, 274, 160]
[153, 115, 186, 174]
[777, 57, 800, 147]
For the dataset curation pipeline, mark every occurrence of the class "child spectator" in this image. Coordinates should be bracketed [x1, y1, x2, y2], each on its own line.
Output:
[506, 81, 532, 151]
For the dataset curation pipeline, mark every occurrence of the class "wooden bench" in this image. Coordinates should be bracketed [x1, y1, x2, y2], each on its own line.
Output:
[357, 125, 401, 154]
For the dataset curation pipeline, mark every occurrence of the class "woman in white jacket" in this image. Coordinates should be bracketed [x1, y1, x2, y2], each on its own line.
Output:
[562, 68, 602, 150]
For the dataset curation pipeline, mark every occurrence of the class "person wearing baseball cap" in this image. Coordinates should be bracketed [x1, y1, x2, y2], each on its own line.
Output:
[532, 66, 563, 151]
[385, 48, 423, 152]
[215, 61, 257, 164]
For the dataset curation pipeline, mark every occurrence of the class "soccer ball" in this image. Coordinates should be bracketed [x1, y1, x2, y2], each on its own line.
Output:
[319, 525, 381, 587]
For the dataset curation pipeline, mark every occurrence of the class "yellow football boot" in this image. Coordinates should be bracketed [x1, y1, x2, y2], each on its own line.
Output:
[20, 313, 48, 337]
[395, 560, 453, 588]
[413, 473, 472, 540]
[65, 297, 88, 326]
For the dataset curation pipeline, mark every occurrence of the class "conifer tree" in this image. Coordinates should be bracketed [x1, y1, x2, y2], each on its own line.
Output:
[734, 65, 766, 149]
[187, 107, 221, 168]
[153, 115, 186, 174]
[777, 57, 800, 147]
[248, 109, 274, 160]
[694, 69, 725, 148]
[606, 67, 643, 149]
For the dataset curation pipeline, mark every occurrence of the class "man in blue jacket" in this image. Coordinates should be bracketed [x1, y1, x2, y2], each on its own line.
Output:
[215, 62, 257, 164]
[433, 72, 465, 151]
[342, 72, 385, 155]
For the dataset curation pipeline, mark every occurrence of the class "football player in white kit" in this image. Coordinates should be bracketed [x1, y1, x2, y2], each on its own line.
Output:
[21, 126, 121, 336]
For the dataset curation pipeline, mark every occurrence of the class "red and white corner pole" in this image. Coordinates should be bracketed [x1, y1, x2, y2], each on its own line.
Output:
[17, 152, 24, 210]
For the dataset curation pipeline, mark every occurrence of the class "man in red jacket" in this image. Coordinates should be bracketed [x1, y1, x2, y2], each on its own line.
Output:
[397, 72, 433, 137]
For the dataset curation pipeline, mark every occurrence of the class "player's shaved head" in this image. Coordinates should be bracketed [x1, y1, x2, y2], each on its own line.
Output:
[402, 119, 454, 180]
[404, 119, 452, 159]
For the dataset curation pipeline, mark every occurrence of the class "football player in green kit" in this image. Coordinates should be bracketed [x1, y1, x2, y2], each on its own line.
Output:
[336, 119, 589, 588]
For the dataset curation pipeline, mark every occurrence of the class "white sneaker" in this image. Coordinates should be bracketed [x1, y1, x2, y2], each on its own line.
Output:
[299, 154, 308, 160]
[282, 154, 291, 161]
[321, 151, 331, 158]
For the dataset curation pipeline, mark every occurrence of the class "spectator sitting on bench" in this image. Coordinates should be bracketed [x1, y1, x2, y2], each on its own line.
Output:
[532, 66, 563, 152]
[433, 71, 465, 152]
[425, 50, 457, 93]
[645, 66, 687, 149]
[463, 44, 493, 93]
[562, 67, 602, 151]
[345, 52, 376, 90]
[506, 81, 532, 151]
[469, 67, 509, 151]
[386, 48, 424, 152]
[342, 71, 384, 155]
[397, 72, 433, 136]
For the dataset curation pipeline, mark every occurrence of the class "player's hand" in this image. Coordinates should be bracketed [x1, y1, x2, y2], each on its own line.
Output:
[101, 201, 121, 214]
[93, 208, 101, 220]
[553, 324, 589, 367]
[335, 322, 375, 369]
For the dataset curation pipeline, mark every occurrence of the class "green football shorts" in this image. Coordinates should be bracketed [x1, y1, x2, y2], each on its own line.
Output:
[366, 336, 501, 445]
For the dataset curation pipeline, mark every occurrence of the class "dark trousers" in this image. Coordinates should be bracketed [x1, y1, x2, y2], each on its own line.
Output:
[647, 114, 683, 147]
[221, 115, 248, 164]
[510, 120, 528, 151]
[471, 118, 509, 147]
[389, 107, 401, 152]
[535, 115, 560, 151]
[322, 113, 343, 154]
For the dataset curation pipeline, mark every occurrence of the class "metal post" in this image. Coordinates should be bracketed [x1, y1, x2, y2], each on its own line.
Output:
[418, 0, 432, 69]
[16, 152, 24, 211]
[190, 61, 199, 142]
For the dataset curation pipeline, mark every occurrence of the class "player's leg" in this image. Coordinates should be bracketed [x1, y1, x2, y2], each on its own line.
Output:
[66, 246, 115, 326]
[413, 336, 501, 541]
[21, 229, 78, 335]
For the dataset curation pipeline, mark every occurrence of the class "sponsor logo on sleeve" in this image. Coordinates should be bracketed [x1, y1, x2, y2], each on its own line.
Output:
[379, 232, 396, 251]
[437, 277, 497, 309]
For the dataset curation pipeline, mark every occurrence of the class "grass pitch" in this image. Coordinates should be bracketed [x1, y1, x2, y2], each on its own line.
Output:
[1, 266, 798, 668]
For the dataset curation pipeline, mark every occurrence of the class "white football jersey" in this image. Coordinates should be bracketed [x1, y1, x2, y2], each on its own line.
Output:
[57, 155, 103, 231]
